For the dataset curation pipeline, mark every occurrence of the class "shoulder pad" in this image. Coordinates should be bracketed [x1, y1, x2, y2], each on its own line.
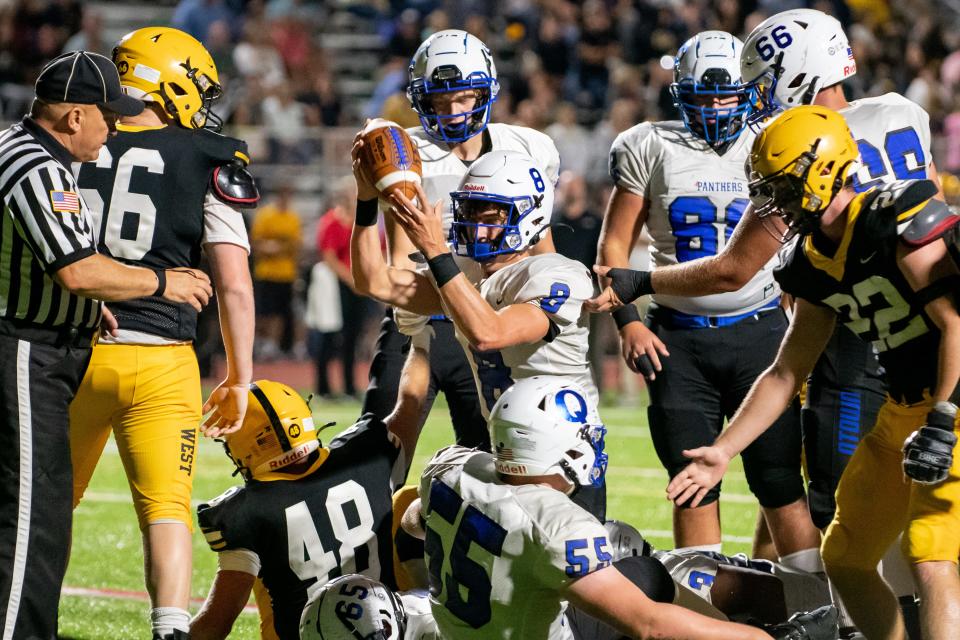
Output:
[193, 129, 251, 166]
[212, 161, 260, 208]
[867, 179, 937, 215]
[328, 413, 386, 450]
[900, 199, 960, 246]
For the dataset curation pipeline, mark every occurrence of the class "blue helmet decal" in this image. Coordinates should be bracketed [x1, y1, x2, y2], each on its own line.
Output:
[554, 389, 589, 423]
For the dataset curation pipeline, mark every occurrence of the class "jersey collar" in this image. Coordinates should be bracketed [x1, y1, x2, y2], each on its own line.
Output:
[802, 192, 868, 281]
[21, 116, 74, 169]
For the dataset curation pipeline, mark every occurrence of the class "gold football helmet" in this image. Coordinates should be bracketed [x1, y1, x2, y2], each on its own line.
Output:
[223, 381, 328, 481]
[749, 105, 858, 238]
[112, 26, 222, 130]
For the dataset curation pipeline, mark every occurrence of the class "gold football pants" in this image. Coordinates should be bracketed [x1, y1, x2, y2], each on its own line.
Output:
[69, 343, 201, 531]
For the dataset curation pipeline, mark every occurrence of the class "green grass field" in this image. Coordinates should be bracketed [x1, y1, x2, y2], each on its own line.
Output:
[60, 397, 758, 639]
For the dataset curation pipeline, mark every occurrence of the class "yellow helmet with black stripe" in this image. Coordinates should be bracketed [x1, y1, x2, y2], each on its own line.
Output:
[749, 105, 859, 238]
[112, 26, 222, 130]
[223, 380, 328, 481]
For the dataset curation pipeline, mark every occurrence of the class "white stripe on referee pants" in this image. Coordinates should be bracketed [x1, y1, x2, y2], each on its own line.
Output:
[3, 341, 32, 640]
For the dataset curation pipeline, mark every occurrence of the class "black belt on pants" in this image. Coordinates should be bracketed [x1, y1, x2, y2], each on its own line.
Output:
[0, 318, 97, 348]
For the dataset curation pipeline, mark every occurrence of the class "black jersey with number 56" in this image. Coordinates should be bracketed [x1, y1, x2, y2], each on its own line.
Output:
[197, 415, 404, 640]
[774, 180, 942, 402]
[74, 125, 249, 340]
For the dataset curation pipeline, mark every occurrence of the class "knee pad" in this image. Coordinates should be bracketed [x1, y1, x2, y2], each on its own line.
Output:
[744, 463, 805, 509]
[612, 555, 676, 603]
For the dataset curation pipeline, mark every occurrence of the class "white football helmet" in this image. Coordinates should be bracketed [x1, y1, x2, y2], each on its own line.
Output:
[604, 520, 654, 560]
[407, 29, 499, 143]
[450, 150, 554, 262]
[741, 9, 856, 123]
[489, 377, 607, 489]
[299, 574, 406, 640]
[670, 31, 757, 146]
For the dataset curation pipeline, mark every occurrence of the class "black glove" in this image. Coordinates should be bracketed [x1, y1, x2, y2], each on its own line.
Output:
[765, 605, 838, 640]
[903, 403, 958, 485]
[605, 268, 653, 305]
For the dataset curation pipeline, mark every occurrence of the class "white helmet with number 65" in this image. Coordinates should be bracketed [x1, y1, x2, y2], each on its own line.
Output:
[300, 574, 407, 640]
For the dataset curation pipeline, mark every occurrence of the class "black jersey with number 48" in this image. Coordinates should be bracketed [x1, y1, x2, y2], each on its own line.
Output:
[774, 180, 943, 402]
[197, 415, 404, 640]
[75, 125, 249, 341]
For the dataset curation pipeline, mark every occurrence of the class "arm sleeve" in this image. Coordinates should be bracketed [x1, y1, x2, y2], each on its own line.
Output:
[608, 127, 652, 197]
[216, 548, 261, 576]
[8, 162, 96, 273]
[534, 492, 613, 589]
[202, 190, 250, 252]
[197, 486, 254, 553]
[516, 263, 593, 326]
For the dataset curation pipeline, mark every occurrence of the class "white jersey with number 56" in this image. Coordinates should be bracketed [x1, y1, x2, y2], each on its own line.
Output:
[420, 446, 611, 640]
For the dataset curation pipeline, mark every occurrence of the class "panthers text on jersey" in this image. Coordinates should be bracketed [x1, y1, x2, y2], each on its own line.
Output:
[393, 123, 561, 337]
[454, 253, 597, 416]
[609, 121, 779, 316]
[197, 416, 406, 640]
[74, 124, 250, 342]
[420, 446, 611, 640]
[774, 180, 942, 403]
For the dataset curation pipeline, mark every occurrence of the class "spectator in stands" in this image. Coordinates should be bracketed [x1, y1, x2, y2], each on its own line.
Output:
[262, 81, 310, 164]
[172, 0, 237, 42]
[315, 177, 373, 399]
[546, 102, 591, 176]
[296, 67, 343, 127]
[233, 19, 287, 91]
[62, 8, 106, 55]
[250, 184, 302, 360]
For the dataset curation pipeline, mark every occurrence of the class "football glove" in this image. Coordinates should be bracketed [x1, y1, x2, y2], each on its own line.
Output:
[903, 402, 958, 485]
[606, 268, 653, 305]
[766, 605, 839, 640]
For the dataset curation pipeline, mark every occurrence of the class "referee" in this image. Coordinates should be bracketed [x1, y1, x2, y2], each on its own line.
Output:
[0, 51, 213, 639]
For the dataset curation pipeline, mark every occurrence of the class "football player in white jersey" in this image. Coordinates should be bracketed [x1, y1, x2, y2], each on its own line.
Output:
[352, 150, 604, 517]
[356, 29, 560, 454]
[299, 573, 439, 640]
[405, 377, 835, 640]
[588, 11, 942, 632]
[596, 30, 819, 567]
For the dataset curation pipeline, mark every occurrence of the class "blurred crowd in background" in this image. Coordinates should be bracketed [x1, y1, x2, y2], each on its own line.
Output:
[1, 0, 959, 399]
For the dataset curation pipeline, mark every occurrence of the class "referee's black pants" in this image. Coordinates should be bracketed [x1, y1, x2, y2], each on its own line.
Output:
[0, 329, 91, 640]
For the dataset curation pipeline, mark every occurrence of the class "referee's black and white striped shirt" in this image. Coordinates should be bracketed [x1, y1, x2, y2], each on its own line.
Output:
[0, 117, 100, 330]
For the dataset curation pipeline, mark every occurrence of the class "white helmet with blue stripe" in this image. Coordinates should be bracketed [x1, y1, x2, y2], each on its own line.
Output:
[670, 30, 756, 146]
[489, 376, 607, 489]
[407, 29, 499, 143]
[450, 150, 554, 262]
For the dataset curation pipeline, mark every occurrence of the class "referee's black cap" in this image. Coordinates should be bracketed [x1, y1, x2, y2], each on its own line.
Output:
[35, 51, 144, 116]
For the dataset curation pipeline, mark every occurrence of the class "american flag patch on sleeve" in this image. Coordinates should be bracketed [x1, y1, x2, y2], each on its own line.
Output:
[50, 190, 80, 213]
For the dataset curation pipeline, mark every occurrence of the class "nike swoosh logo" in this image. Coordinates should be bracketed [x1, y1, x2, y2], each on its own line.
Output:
[860, 252, 877, 264]
[495, 297, 504, 305]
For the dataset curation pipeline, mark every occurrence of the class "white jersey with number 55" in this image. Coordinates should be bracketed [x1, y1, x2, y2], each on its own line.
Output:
[454, 253, 597, 416]
[420, 446, 611, 640]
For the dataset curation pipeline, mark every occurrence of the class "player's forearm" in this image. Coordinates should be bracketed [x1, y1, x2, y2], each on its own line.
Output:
[932, 301, 960, 402]
[351, 218, 392, 298]
[55, 253, 159, 301]
[650, 254, 747, 296]
[630, 603, 770, 640]
[217, 286, 254, 385]
[717, 366, 800, 459]
[437, 274, 508, 350]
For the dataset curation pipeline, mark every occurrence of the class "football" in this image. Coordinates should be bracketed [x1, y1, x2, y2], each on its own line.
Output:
[358, 118, 422, 200]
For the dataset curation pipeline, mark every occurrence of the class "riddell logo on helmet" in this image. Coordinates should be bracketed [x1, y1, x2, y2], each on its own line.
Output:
[495, 461, 528, 475]
[269, 447, 309, 469]
[463, 184, 486, 191]
[844, 64, 856, 77]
